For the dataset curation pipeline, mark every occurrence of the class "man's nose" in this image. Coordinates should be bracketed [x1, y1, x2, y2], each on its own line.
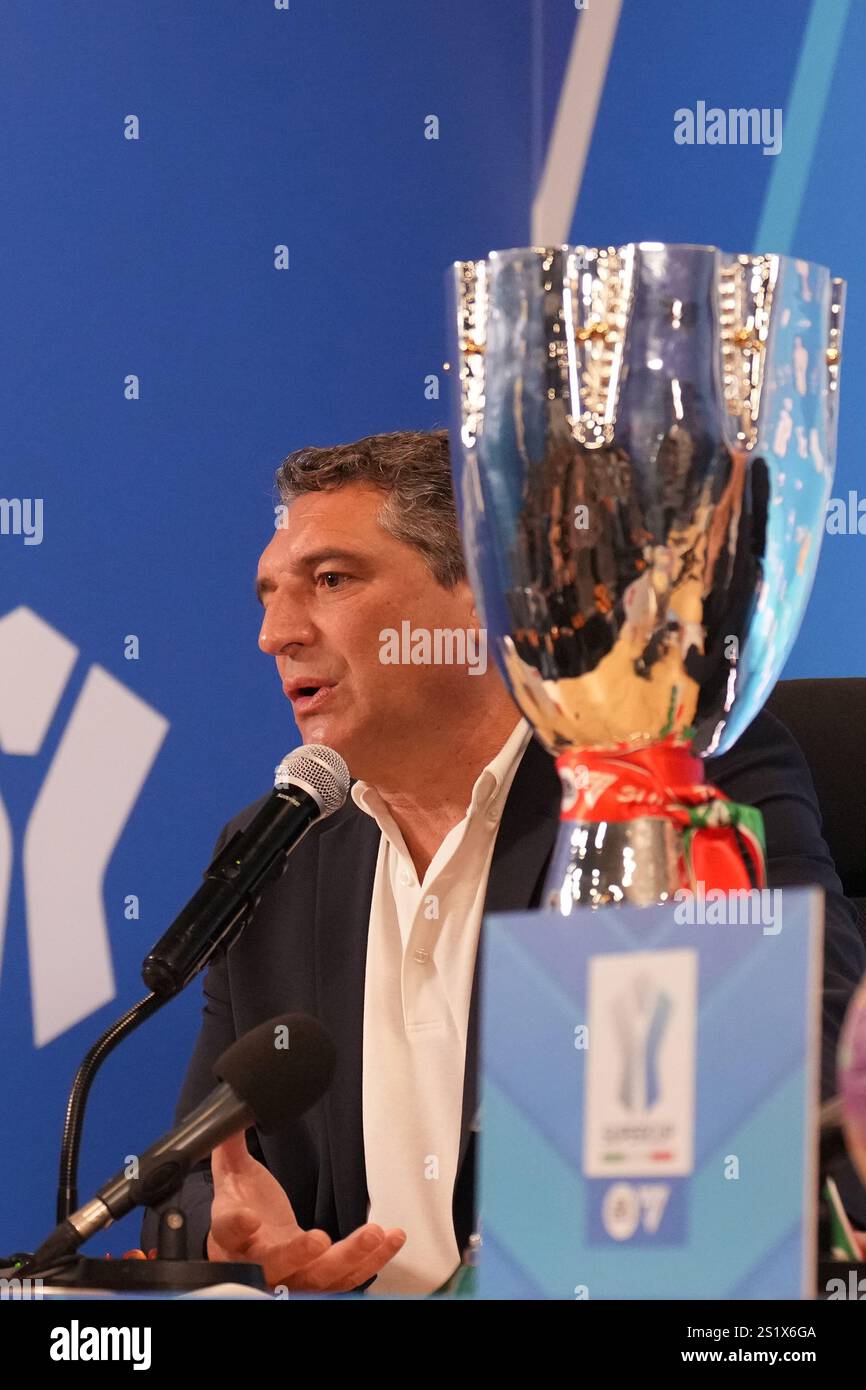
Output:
[258, 593, 315, 655]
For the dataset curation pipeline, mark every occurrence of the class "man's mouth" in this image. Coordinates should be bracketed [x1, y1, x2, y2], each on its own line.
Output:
[283, 679, 337, 715]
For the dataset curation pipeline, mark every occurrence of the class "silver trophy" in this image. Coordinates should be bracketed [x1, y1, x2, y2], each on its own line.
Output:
[446, 243, 845, 912]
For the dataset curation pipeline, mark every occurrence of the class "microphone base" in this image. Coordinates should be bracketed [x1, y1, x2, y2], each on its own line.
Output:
[42, 1257, 269, 1294]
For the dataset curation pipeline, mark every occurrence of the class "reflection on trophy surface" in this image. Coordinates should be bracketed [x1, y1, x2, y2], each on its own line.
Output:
[446, 244, 845, 913]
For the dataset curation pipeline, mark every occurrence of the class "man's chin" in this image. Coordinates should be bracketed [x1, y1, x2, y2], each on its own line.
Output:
[297, 721, 387, 786]
[295, 718, 332, 748]
[295, 715, 353, 763]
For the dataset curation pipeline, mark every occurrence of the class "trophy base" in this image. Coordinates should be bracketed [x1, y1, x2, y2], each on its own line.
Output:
[543, 814, 685, 913]
[541, 741, 766, 916]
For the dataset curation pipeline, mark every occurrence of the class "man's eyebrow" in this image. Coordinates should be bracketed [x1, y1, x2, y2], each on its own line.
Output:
[255, 548, 369, 605]
[298, 547, 368, 569]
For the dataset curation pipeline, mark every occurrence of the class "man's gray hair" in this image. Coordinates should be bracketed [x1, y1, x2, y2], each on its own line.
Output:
[274, 428, 467, 588]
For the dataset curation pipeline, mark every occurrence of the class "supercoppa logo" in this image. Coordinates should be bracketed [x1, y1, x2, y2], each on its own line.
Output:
[0, 607, 168, 1045]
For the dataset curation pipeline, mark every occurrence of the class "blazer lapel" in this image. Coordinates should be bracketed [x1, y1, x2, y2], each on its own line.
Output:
[457, 734, 561, 1175]
[313, 802, 380, 1238]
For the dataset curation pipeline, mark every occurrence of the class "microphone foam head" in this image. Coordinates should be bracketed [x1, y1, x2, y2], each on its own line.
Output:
[213, 1013, 337, 1133]
[274, 744, 349, 817]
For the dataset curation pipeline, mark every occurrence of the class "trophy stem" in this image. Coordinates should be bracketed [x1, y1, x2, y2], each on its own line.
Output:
[542, 742, 766, 915]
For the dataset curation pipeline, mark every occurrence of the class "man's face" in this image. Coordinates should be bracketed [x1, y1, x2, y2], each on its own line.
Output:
[256, 482, 478, 773]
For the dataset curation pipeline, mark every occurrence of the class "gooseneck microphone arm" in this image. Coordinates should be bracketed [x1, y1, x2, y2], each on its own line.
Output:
[53, 743, 350, 1225]
[55, 827, 274, 1222]
[56, 992, 163, 1224]
[55, 832, 271, 1223]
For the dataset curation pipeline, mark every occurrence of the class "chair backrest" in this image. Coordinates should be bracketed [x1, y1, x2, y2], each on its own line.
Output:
[765, 678, 866, 917]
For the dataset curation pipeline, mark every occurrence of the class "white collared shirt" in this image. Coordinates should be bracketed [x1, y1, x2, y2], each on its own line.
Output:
[351, 717, 531, 1295]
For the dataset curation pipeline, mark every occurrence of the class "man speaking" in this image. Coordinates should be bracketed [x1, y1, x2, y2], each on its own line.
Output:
[141, 428, 866, 1294]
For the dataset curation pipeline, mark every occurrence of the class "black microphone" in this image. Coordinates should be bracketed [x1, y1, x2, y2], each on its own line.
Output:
[27, 1013, 336, 1273]
[142, 744, 349, 996]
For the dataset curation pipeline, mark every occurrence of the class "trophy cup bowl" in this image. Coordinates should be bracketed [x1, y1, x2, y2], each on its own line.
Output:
[446, 243, 845, 912]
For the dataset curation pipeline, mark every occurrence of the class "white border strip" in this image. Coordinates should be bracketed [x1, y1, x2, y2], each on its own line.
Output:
[531, 0, 624, 246]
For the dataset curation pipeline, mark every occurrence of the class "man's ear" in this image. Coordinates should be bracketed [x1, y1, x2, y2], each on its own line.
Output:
[452, 576, 480, 622]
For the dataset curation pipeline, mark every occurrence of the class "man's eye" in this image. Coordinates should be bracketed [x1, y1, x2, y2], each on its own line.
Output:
[316, 572, 346, 590]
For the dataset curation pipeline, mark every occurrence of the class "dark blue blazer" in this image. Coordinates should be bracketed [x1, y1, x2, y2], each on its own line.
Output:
[141, 709, 866, 1259]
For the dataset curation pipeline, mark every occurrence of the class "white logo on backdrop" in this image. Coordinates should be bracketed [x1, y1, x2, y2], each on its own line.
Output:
[0, 607, 168, 1046]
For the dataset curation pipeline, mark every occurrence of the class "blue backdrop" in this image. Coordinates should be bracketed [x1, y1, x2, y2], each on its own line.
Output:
[1, 0, 862, 1257]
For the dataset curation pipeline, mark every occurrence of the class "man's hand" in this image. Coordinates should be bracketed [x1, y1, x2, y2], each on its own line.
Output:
[206, 1131, 407, 1292]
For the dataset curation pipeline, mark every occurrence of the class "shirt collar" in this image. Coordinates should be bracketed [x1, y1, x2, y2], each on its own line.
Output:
[350, 717, 531, 826]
